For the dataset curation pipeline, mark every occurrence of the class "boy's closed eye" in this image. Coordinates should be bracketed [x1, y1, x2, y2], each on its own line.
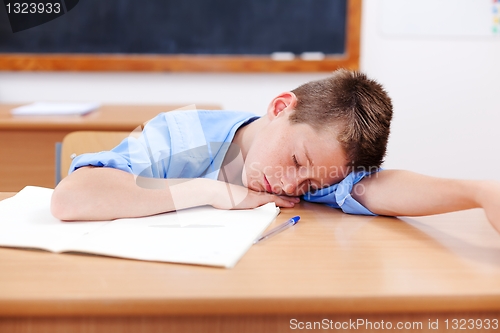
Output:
[292, 154, 314, 193]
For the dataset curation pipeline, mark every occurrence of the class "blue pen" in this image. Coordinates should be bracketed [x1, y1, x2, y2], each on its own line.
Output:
[253, 216, 300, 244]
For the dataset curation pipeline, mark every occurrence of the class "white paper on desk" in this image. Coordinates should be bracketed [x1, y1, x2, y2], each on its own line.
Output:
[10, 102, 100, 116]
[0, 186, 279, 268]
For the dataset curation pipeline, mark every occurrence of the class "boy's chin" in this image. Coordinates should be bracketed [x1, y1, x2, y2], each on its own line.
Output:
[242, 179, 255, 191]
[241, 172, 253, 189]
[242, 177, 261, 192]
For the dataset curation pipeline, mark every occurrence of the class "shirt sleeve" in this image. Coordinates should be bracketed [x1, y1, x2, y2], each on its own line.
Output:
[69, 114, 173, 178]
[302, 169, 381, 216]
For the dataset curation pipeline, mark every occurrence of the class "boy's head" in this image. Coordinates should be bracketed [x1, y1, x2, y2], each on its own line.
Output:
[240, 69, 393, 196]
[289, 69, 393, 171]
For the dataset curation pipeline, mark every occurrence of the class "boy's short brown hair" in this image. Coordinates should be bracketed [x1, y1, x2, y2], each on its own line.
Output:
[289, 69, 393, 170]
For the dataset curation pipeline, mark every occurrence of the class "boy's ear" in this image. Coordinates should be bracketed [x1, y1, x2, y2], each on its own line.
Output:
[266, 92, 298, 119]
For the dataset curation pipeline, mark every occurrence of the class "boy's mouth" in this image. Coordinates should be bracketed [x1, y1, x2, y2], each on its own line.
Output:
[263, 175, 272, 193]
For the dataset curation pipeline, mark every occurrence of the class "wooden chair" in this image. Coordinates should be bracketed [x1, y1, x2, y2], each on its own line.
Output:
[56, 131, 133, 184]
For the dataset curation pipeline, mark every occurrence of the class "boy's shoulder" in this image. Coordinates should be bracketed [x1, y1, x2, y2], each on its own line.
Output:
[153, 109, 257, 130]
[161, 109, 256, 120]
[145, 109, 258, 141]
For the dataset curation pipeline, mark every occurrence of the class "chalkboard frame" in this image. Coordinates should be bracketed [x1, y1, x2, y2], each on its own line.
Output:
[0, 0, 361, 72]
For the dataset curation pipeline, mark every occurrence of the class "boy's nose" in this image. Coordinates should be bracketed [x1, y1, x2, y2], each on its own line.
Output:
[281, 177, 298, 195]
[282, 184, 296, 195]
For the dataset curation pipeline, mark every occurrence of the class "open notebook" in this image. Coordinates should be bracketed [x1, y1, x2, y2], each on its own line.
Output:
[0, 186, 279, 268]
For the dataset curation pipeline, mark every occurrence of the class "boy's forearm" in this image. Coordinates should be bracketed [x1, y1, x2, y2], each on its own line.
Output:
[51, 167, 215, 221]
[352, 170, 483, 216]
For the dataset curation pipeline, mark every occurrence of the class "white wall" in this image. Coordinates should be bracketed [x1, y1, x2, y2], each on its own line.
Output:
[362, 0, 500, 180]
[1, 0, 499, 179]
[0, 72, 327, 115]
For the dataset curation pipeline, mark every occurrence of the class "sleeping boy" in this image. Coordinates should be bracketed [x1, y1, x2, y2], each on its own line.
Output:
[51, 69, 500, 234]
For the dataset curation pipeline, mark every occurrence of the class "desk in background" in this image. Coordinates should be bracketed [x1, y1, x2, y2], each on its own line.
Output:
[1, 192, 500, 333]
[0, 103, 220, 192]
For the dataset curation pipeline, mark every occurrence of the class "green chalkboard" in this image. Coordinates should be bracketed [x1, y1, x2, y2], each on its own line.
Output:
[0, 0, 360, 72]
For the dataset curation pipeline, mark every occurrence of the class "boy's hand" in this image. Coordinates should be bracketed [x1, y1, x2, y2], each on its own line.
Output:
[210, 181, 300, 210]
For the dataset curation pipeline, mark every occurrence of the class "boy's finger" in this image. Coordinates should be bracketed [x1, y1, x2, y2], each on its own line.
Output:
[276, 198, 296, 207]
[277, 195, 300, 202]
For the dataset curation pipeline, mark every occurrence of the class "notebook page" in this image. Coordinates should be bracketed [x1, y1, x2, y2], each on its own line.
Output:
[0, 186, 278, 268]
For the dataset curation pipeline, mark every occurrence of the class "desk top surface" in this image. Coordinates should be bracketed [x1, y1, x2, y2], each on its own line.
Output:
[0, 103, 221, 131]
[1, 192, 500, 317]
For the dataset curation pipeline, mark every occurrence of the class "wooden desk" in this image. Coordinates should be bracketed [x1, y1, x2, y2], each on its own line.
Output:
[1, 192, 500, 332]
[0, 104, 220, 192]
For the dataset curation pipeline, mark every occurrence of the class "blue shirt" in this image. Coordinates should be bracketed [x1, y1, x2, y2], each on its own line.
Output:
[70, 110, 376, 216]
